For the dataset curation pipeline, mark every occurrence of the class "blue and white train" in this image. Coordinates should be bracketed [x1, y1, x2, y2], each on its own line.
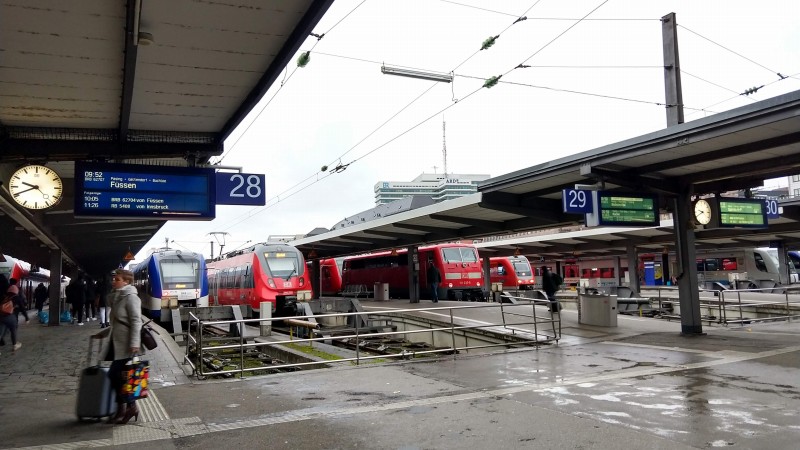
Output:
[132, 249, 208, 321]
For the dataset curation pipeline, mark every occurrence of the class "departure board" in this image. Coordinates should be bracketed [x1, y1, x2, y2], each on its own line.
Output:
[719, 198, 767, 228]
[74, 162, 215, 220]
[597, 192, 658, 226]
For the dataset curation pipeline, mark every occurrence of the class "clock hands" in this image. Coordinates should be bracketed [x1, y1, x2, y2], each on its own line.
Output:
[21, 181, 38, 188]
[13, 186, 38, 196]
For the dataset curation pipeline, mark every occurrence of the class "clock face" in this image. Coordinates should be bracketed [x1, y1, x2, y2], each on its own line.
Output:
[694, 199, 712, 225]
[9, 165, 63, 210]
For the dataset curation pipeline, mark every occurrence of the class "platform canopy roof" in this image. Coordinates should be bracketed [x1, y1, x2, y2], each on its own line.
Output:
[0, 0, 333, 276]
[292, 90, 800, 260]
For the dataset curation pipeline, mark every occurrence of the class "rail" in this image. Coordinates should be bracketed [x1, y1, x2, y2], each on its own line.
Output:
[182, 301, 560, 378]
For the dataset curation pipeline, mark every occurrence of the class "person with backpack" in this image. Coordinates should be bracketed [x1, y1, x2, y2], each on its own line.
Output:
[0, 290, 22, 352]
[541, 266, 562, 313]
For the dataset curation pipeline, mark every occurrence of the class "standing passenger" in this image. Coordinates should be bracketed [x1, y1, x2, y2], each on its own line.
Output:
[67, 274, 87, 325]
[99, 269, 144, 424]
[85, 276, 97, 321]
[97, 275, 111, 328]
[541, 266, 562, 313]
[34, 283, 48, 311]
[427, 260, 441, 303]
[0, 291, 22, 351]
[7, 278, 29, 323]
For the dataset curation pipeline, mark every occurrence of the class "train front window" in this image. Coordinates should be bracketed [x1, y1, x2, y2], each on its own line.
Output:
[263, 252, 299, 278]
[512, 260, 532, 276]
[159, 259, 199, 288]
[442, 247, 478, 263]
[753, 253, 768, 272]
[460, 248, 477, 263]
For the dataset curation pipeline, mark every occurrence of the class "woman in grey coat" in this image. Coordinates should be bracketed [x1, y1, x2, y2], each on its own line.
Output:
[97, 269, 144, 424]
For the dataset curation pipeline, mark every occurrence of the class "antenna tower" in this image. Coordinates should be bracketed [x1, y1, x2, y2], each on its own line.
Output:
[442, 119, 448, 177]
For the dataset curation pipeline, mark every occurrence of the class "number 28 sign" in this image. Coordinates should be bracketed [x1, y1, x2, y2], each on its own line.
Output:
[562, 189, 593, 214]
[216, 172, 266, 206]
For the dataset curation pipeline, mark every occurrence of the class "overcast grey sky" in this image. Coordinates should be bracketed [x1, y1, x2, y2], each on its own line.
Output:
[136, 0, 800, 260]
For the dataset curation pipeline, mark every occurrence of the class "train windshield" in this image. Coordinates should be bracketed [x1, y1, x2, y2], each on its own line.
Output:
[263, 252, 300, 278]
[159, 258, 200, 288]
[788, 252, 800, 270]
[441, 247, 478, 263]
[511, 259, 532, 276]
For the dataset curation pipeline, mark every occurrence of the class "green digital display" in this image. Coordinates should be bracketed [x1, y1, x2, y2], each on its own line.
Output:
[719, 199, 767, 227]
[598, 192, 658, 226]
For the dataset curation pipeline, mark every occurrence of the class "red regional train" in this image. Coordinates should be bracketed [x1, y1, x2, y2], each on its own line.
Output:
[207, 242, 313, 316]
[489, 256, 536, 290]
[319, 257, 344, 296]
[0, 254, 54, 305]
[341, 243, 485, 301]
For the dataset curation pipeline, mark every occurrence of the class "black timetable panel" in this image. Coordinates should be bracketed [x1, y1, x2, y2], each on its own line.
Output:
[74, 162, 215, 220]
[597, 192, 658, 226]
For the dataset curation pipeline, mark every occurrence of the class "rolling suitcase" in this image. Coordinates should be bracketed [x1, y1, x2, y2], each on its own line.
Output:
[76, 337, 117, 421]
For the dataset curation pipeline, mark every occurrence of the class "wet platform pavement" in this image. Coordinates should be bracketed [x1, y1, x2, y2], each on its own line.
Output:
[1, 300, 799, 449]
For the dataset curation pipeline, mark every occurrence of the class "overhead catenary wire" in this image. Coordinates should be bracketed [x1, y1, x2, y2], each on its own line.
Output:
[211, 0, 548, 233]
[677, 24, 785, 79]
[685, 70, 800, 119]
[204, 1, 370, 231]
[214, 0, 367, 165]
[215, 1, 672, 237]
[203, 2, 789, 239]
[681, 70, 756, 101]
[322, 0, 544, 171]
[225, 1, 613, 229]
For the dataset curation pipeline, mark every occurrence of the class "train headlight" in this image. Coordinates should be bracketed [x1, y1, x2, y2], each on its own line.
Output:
[299, 277, 305, 287]
[267, 278, 276, 289]
[448, 283, 453, 288]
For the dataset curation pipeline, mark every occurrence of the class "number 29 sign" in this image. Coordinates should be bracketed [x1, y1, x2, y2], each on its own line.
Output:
[562, 189, 593, 214]
[216, 172, 266, 206]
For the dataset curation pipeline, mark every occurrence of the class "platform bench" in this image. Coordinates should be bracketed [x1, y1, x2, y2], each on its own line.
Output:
[340, 284, 373, 298]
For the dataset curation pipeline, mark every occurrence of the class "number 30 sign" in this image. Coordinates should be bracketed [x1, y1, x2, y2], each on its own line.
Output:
[216, 172, 266, 206]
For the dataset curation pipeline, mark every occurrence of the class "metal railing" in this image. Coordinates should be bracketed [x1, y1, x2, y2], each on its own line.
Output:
[641, 286, 800, 325]
[719, 288, 800, 325]
[182, 301, 561, 379]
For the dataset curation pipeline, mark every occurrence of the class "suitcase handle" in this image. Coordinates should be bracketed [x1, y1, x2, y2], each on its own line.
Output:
[87, 335, 106, 367]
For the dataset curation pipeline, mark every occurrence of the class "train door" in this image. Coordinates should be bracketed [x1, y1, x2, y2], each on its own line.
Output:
[563, 262, 579, 288]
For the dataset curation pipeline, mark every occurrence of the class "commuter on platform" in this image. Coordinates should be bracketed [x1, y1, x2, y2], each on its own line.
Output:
[66, 274, 87, 325]
[0, 291, 22, 352]
[7, 278, 29, 323]
[34, 283, 48, 311]
[84, 276, 97, 322]
[0, 274, 9, 299]
[541, 266, 562, 313]
[96, 269, 144, 424]
[427, 260, 441, 303]
[96, 275, 111, 328]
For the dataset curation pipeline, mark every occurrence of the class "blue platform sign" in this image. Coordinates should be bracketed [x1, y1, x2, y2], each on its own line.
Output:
[764, 199, 780, 219]
[215, 172, 266, 206]
[562, 189, 593, 214]
[75, 162, 215, 220]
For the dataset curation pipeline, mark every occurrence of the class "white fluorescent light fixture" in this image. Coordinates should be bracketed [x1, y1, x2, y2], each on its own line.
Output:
[381, 65, 453, 83]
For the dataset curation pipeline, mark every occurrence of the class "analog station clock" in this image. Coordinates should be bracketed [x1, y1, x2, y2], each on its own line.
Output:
[693, 198, 712, 225]
[8, 164, 63, 209]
